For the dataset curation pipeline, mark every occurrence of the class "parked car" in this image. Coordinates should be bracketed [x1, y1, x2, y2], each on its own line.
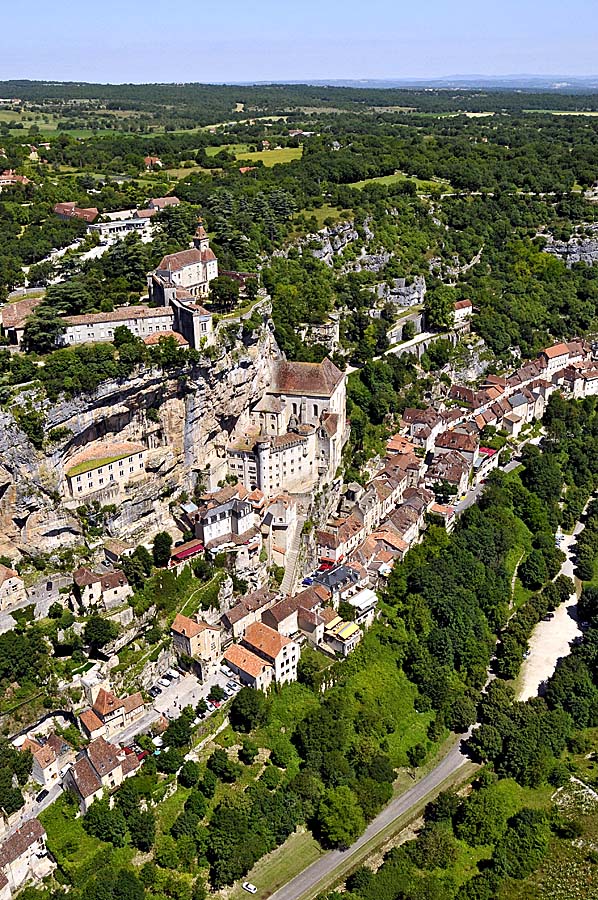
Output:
[223, 686, 234, 698]
[242, 884, 257, 895]
[226, 681, 238, 691]
[149, 686, 161, 698]
[302, 577, 313, 586]
[230, 682, 242, 692]
[158, 678, 171, 688]
[542, 613, 554, 622]
[36, 789, 49, 803]
[205, 701, 216, 713]
[137, 750, 149, 761]
[220, 665, 233, 678]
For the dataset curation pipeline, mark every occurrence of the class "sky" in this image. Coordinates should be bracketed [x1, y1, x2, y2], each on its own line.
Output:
[2, 0, 598, 83]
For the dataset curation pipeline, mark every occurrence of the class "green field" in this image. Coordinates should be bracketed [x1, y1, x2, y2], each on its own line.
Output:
[350, 172, 448, 192]
[226, 829, 323, 900]
[235, 146, 302, 166]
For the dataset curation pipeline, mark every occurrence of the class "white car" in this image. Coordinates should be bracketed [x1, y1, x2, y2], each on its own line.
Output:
[242, 884, 257, 895]
[220, 665, 233, 678]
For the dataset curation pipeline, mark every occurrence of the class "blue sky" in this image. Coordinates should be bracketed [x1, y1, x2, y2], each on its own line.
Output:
[2, 0, 597, 83]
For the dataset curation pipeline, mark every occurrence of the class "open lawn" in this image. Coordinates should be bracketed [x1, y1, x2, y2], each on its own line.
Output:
[225, 828, 323, 900]
[349, 172, 448, 192]
[235, 147, 302, 166]
[292, 204, 352, 233]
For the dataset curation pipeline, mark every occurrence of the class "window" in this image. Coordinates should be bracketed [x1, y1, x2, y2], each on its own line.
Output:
[99, 478, 103, 485]
[77, 487, 83, 493]
[76, 476, 81, 482]
[108, 464, 113, 470]
[313, 404, 318, 417]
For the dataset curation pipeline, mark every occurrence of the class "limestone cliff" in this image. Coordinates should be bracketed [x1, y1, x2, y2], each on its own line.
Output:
[0, 322, 279, 556]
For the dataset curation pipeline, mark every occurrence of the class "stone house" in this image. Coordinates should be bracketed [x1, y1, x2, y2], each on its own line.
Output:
[241, 622, 300, 685]
[170, 614, 221, 675]
[0, 565, 26, 613]
[0, 819, 52, 897]
[20, 734, 73, 788]
[66, 737, 140, 813]
[79, 688, 144, 740]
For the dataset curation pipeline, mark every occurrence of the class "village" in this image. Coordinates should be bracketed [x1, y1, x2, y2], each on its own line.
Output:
[1, 151, 598, 898]
[0, 305, 595, 895]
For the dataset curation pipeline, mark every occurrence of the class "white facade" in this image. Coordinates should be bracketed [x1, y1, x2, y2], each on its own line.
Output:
[62, 307, 173, 346]
[67, 448, 146, 497]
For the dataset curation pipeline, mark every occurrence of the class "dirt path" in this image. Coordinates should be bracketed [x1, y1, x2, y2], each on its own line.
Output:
[517, 519, 584, 701]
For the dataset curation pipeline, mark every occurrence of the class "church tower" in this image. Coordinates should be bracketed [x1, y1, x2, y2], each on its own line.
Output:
[193, 219, 210, 252]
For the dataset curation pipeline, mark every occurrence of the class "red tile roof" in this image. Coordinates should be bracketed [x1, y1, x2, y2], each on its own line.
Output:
[224, 643, 271, 678]
[273, 357, 343, 397]
[243, 622, 291, 660]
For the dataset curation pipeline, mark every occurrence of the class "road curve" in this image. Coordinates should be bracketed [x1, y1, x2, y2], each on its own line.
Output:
[267, 739, 469, 900]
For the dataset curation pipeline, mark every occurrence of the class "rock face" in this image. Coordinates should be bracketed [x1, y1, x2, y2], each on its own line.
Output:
[272, 220, 360, 266]
[545, 237, 598, 267]
[373, 275, 427, 307]
[0, 323, 279, 554]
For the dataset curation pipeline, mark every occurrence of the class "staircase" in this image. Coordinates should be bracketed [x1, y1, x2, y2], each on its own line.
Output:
[280, 516, 306, 596]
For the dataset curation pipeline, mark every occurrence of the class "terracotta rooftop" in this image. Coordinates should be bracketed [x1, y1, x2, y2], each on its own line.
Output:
[143, 329, 189, 346]
[454, 299, 472, 310]
[87, 737, 121, 776]
[157, 247, 216, 272]
[435, 430, 478, 453]
[93, 688, 124, 718]
[171, 613, 213, 638]
[243, 621, 291, 660]
[70, 756, 102, 798]
[80, 708, 104, 734]
[0, 562, 19, 586]
[150, 196, 180, 209]
[0, 819, 45, 867]
[272, 357, 343, 397]
[1, 295, 43, 330]
[100, 571, 129, 591]
[224, 643, 271, 678]
[21, 737, 56, 769]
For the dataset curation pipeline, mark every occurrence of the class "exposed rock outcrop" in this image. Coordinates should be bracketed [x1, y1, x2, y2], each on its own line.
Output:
[0, 324, 279, 554]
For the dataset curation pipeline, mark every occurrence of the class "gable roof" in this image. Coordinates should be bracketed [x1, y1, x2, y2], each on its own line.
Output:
[157, 248, 215, 272]
[0, 562, 19, 586]
[70, 756, 102, 798]
[1, 295, 43, 330]
[243, 622, 291, 660]
[171, 613, 215, 638]
[93, 689, 124, 717]
[224, 643, 272, 678]
[80, 708, 104, 734]
[0, 819, 45, 867]
[87, 737, 121, 776]
[272, 357, 343, 397]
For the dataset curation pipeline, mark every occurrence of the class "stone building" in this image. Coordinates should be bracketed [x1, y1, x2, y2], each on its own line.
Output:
[226, 357, 348, 497]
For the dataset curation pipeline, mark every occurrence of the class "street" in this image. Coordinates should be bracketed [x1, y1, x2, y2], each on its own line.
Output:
[268, 740, 470, 900]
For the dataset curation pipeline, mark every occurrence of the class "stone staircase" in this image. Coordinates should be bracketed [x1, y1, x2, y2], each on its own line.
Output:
[280, 515, 306, 596]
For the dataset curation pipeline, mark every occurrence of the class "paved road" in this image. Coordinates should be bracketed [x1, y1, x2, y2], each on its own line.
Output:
[268, 739, 469, 900]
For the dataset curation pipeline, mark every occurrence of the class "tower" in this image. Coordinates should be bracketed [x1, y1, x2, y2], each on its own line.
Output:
[193, 219, 210, 252]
